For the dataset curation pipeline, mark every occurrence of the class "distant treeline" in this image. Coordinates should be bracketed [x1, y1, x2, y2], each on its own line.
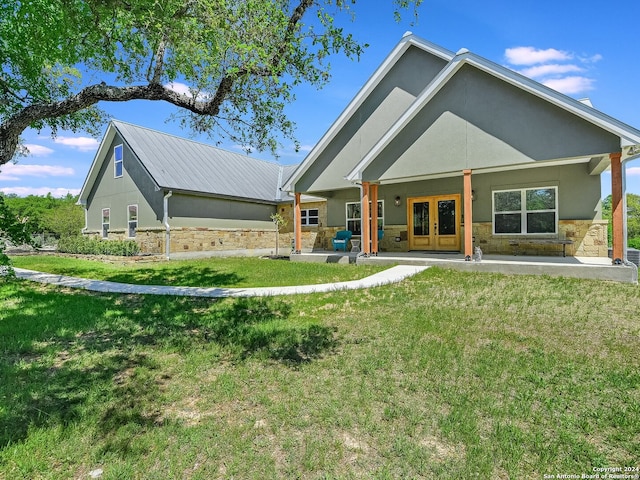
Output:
[0, 193, 84, 239]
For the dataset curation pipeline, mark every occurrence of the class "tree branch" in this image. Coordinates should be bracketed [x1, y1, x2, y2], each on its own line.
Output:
[0, 0, 319, 167]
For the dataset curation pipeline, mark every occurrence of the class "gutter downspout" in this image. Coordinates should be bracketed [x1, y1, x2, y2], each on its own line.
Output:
[163, 191, 173, 260]
[77, 200, 88, 235]
[82, 207, 88, 235]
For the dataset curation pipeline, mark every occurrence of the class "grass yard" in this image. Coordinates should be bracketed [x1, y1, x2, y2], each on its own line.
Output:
[1, 262, 639, 479]
[9, 254, 386, 288]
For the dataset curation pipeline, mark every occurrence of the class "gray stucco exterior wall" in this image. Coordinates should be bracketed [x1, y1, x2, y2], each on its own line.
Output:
[296, 46, 449, 193]
[86, 133, 279, 234]
[364, 65, 620, 182]
[86, 134, 161, 233]
[169, 193, 276, 229]
[323, 163, 600, 230]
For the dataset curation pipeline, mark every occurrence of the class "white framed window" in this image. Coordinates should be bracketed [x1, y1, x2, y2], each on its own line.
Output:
[301, 208, 319, 226]
[101, 208, 110, 238]
[345, 200, 384, 235]
[114, 144, 123, 178]
[493, 186, 557, 235]
[127, 204, 138, 238]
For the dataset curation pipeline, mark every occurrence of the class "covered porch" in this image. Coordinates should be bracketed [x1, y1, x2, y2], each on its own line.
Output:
[291, 250, 638, 284]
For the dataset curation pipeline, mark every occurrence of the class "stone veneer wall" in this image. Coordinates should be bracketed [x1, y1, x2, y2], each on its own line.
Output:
[87, 226, 324, 255]
[87, 219, 607, 257]
[472, 220, 608, 257]
[312, 219, 607, 256]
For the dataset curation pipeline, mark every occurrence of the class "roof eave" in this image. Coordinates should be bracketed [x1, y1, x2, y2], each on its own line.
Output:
[283, 33, 455, 192]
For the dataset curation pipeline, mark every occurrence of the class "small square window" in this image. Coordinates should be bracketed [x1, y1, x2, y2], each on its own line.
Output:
[301, 208, 319, 226]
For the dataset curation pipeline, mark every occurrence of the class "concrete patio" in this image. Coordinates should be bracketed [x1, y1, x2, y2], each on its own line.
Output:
[291, 251, 639, 284]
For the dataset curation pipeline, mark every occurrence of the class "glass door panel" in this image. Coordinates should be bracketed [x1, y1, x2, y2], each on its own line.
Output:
[413, 202, 429, 236]
[438, 200, 456, 235]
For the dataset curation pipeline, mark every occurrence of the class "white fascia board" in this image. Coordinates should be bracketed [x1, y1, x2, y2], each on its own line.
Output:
[282, 34, 455, 192]
[77, 123, 117, 203]
[346, 57, 465, 182]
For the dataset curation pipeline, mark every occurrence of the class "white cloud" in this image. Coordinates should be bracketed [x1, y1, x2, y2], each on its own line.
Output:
[627, 167, 640, 177]
[0, 175, 20, 181]
[0, 164, 75, 178]
[505, 47, 572, 66]
[166, 82, 191, 95]
[165, 82, 209, 101]
[53, 136, 99, 151]
[581, 53, 603, 63]
[298, 144, 314, 153]
[505, 45, 601, 96]
[519, 64, 584, 79]
[542, 76, 595, 95]
[0, 186, 80, 197]
[23, 144, 55, 157]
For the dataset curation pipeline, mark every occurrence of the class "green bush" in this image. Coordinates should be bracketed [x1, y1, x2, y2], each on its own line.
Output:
[628, 237, 640, 250]
[57, 236, 140, 256]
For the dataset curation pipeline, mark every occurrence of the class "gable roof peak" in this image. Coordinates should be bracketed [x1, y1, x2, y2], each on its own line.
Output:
[402, 30, 413, 38]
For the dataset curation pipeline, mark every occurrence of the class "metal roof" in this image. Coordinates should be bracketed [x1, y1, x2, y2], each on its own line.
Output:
[112, 120, 292, 203]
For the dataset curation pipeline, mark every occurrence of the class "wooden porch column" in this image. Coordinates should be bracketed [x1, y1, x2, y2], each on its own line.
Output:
[361, 182, 371, 256]
[610, 152, 624, 264]
[463, 169, 473, 261]
[371, 184, 379, 255]
[294, 193, 302, 254]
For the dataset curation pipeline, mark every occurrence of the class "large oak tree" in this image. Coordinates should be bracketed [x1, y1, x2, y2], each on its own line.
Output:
[0, 0, 420, 165]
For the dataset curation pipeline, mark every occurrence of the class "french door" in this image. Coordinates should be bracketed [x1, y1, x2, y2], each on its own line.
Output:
[408, 194, 461, 251]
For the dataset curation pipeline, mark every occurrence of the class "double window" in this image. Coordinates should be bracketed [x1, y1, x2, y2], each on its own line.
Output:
[345, 201, 384, 235]
[301, 208, 319, 226]
[114, 144, 123, 178]
[493, 187, 557, 235]
[101, 208, 110, 238]
[127, 205, 138, 238]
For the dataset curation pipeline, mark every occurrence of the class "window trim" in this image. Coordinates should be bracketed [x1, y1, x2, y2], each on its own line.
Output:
[492, 186, 558, 235]
[300, 208, 319, 227]
[101, 208, 110, 239]
[345, 200, 384, 235]
[127, 204, 138, 238]
[114, 144, 123, 178]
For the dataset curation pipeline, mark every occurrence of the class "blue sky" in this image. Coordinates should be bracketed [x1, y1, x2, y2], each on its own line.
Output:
[2, 0, 639, 198]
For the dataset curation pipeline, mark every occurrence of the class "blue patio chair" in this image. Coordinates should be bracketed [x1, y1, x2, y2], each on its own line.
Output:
[332, 230, 352, 251]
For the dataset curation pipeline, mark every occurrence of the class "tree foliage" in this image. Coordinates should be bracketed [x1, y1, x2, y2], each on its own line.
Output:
[1, 193, 83, 237]
[0, 0, 421, 165]
[0, 195, 33, 274]
[602, 193, 640, 248]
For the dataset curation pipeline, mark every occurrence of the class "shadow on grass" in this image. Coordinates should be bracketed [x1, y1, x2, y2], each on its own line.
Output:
[0, 282, 337, 448]
[101, 266, 243, 287]
[20, 265, 244, 287]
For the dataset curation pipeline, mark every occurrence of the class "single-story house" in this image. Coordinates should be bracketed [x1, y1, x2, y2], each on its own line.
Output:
[284, 33, 640, 263]
[78, 120, 326, 256]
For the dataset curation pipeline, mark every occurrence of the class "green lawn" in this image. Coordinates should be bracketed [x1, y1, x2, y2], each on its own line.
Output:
[1, 263, 639, 479]
[9, 254, 386, 287]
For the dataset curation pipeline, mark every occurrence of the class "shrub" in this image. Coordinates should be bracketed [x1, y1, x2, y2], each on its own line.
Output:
[628, 237, 640, 250]
[57, 236, 140, 256]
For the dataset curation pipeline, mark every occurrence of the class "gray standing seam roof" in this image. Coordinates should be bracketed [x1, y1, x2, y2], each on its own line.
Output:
[112, 120, 294, 203]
